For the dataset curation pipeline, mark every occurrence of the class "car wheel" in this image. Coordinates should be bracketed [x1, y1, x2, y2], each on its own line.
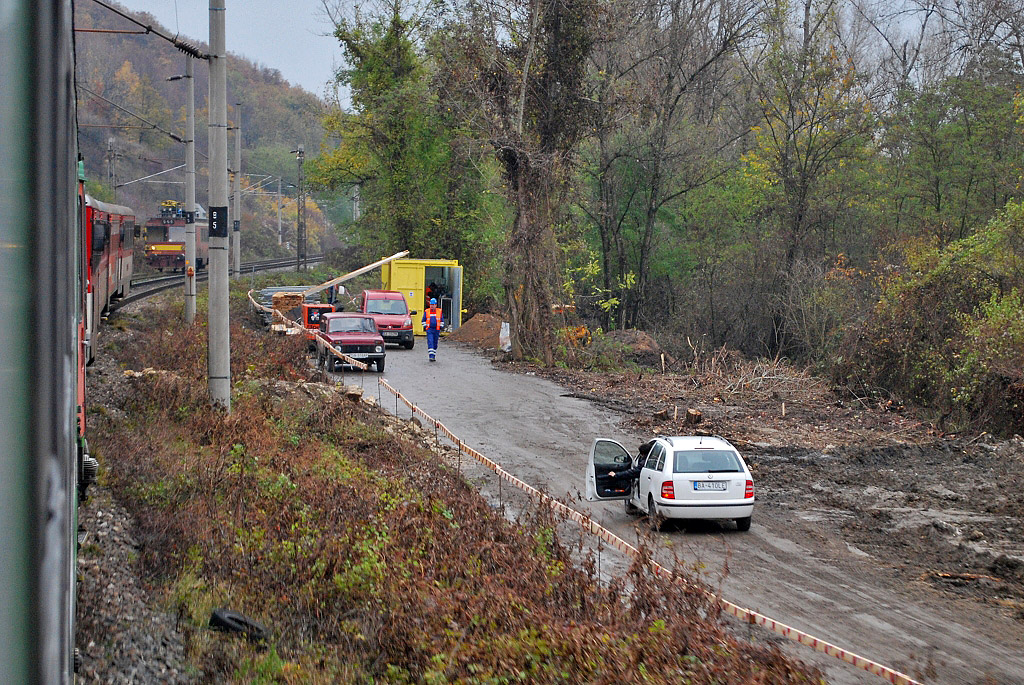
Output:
[735, 516, 751, 532]
[648, 496, 664, 532]
[404, 339, 414, 350]
[375, 358, 385, 373]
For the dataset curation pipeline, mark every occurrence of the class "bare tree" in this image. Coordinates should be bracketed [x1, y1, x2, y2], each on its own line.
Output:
[581, 0, 763, 330]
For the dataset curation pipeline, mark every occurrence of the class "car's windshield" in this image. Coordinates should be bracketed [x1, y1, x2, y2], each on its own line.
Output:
[365, 298, 407, 315]
[673, 449, 742, 473]
[327, 317, 377, 334]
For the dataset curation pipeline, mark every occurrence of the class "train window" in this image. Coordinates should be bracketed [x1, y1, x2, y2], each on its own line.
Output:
[125, 220, 134, 245]
[131, 221, 140, 239]
[91, 222, 108, 252]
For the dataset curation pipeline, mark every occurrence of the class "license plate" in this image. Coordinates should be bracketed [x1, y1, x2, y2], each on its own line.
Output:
[382, 331, 398, 337]
[347, 352, 369, 359]
[694, 481, 728, 491]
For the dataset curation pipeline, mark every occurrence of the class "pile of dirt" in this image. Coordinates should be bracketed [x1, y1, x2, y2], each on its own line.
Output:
[604, 328, 672, 368]
[451, 312, 503, 349]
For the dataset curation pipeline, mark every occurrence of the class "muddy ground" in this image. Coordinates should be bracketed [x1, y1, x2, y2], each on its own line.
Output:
[452, 307, 1024, 618]
[524, 363, 1024, 620]
[437, 317, 1024, 683]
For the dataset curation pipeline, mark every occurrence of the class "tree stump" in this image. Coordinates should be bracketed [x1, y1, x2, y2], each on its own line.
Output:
[685, 408, 703, 425]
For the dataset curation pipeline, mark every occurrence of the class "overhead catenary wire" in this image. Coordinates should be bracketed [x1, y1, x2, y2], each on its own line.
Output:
[81, 0, 312, 208]
[78, 84, 183, 144]
[86, 0, 208, 59]
[77, 85, 211, 161]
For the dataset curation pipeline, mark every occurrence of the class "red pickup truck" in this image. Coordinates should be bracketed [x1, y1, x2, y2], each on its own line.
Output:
[359, 289, 415, 349]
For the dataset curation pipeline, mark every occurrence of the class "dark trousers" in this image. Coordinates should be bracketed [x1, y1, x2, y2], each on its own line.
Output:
[426, 329, 439, 358]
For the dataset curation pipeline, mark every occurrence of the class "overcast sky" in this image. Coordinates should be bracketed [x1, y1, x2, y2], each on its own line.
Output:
[116, 0, 343, 99]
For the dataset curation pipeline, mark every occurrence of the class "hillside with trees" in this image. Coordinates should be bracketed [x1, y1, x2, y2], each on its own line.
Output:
[312, 0, 1024, 436]
[74, 1, 343, 262]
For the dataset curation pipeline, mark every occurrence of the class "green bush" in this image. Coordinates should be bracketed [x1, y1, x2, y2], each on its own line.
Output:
[831, 202, 1024, 434]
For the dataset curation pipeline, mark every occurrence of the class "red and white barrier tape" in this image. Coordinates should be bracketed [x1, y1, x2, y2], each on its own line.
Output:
[377, 378, 920, 685]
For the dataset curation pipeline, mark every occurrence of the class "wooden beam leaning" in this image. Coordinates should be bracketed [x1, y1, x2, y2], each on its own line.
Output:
[301, 250, 409, 298]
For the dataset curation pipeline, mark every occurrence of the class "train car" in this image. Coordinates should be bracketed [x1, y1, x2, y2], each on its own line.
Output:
[1, 1, 85, 682]
[83, 195, 136, 363]
[144, 199, 209, 271]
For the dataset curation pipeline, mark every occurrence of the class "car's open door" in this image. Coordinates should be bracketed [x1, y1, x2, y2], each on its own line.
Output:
[585, 438, 634, 501]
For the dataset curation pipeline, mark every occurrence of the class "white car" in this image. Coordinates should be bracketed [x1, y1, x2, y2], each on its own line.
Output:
[585, 435, 754, 531]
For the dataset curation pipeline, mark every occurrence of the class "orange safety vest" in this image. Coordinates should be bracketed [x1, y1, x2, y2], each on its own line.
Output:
[423, 306, 442, 331]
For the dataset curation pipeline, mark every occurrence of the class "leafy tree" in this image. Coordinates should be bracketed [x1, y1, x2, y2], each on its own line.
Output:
[314, 0, 505, 304]
[429, 0, 598, 363]
[882, 51, 1024, 246]
[577, 0, 761, 331]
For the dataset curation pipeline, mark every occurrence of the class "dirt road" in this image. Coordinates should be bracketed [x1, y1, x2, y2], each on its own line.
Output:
[368, 341, 1024, 684]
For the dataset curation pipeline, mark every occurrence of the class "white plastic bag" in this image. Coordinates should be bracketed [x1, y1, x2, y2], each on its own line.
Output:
[499, 321, 512, 352]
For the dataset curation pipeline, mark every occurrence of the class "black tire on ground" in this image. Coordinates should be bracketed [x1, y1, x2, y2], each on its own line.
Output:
[648, 496, 664, 532]
[209, 608, 267, 642]
[375, 358, 385, 373]
[404, 339, 414, 350]
[735, 516, 751, 532]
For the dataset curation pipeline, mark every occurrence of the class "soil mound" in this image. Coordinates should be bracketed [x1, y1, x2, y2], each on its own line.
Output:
[604, 328, 670, 368]
[451, 313, 503, 349]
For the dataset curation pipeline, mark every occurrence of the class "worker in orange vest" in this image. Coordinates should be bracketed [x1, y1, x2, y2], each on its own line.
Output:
[422, 297, 443, 362]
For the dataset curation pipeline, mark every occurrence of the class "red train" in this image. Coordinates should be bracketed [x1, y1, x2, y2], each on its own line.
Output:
[83, 193, 137, 363]
[144, 199, 209, 271]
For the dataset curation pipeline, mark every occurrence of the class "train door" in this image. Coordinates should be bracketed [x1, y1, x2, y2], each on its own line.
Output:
[91, 214, 110, 315]
[122, 219, 134, 297]
[111, 216, 122, 298]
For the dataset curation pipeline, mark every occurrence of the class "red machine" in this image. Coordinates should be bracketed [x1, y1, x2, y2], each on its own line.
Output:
[144, 199, 209, 271]
[83, 194, 136, 363]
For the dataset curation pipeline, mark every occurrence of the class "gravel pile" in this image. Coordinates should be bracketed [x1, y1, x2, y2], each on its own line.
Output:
[76, 304, 195, 683]
[76, 490, 194, 683]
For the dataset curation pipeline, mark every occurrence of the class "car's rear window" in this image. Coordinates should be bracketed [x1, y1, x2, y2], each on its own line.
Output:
[327, 317, 377, 333]
[673, 449, 742, 473]
[366, 297, 407, 315]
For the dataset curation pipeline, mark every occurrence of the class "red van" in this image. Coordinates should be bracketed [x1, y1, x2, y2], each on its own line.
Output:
[359, 289, 415, 349]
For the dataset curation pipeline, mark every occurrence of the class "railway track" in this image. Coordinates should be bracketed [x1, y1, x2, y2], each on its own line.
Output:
[114, 255, 324, 311]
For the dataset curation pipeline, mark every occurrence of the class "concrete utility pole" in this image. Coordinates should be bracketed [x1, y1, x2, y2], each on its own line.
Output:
[295, 144, 305, 271]
[277, 177, 283, 246]
[107, 138, 116, 200]
[208, 0, 231, 410]
[232, 103, 241, 279]
[183, 55, 197, 324]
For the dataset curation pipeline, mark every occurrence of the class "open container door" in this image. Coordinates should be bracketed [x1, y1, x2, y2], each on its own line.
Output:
[449, 265, 462, 330]
[585, 438, 633, 501]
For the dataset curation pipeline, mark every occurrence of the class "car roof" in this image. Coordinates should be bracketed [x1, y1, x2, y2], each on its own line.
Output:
[363, 289, 404, 298]
[659, 435, 737, 451]
[323, 312, 373, 319]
